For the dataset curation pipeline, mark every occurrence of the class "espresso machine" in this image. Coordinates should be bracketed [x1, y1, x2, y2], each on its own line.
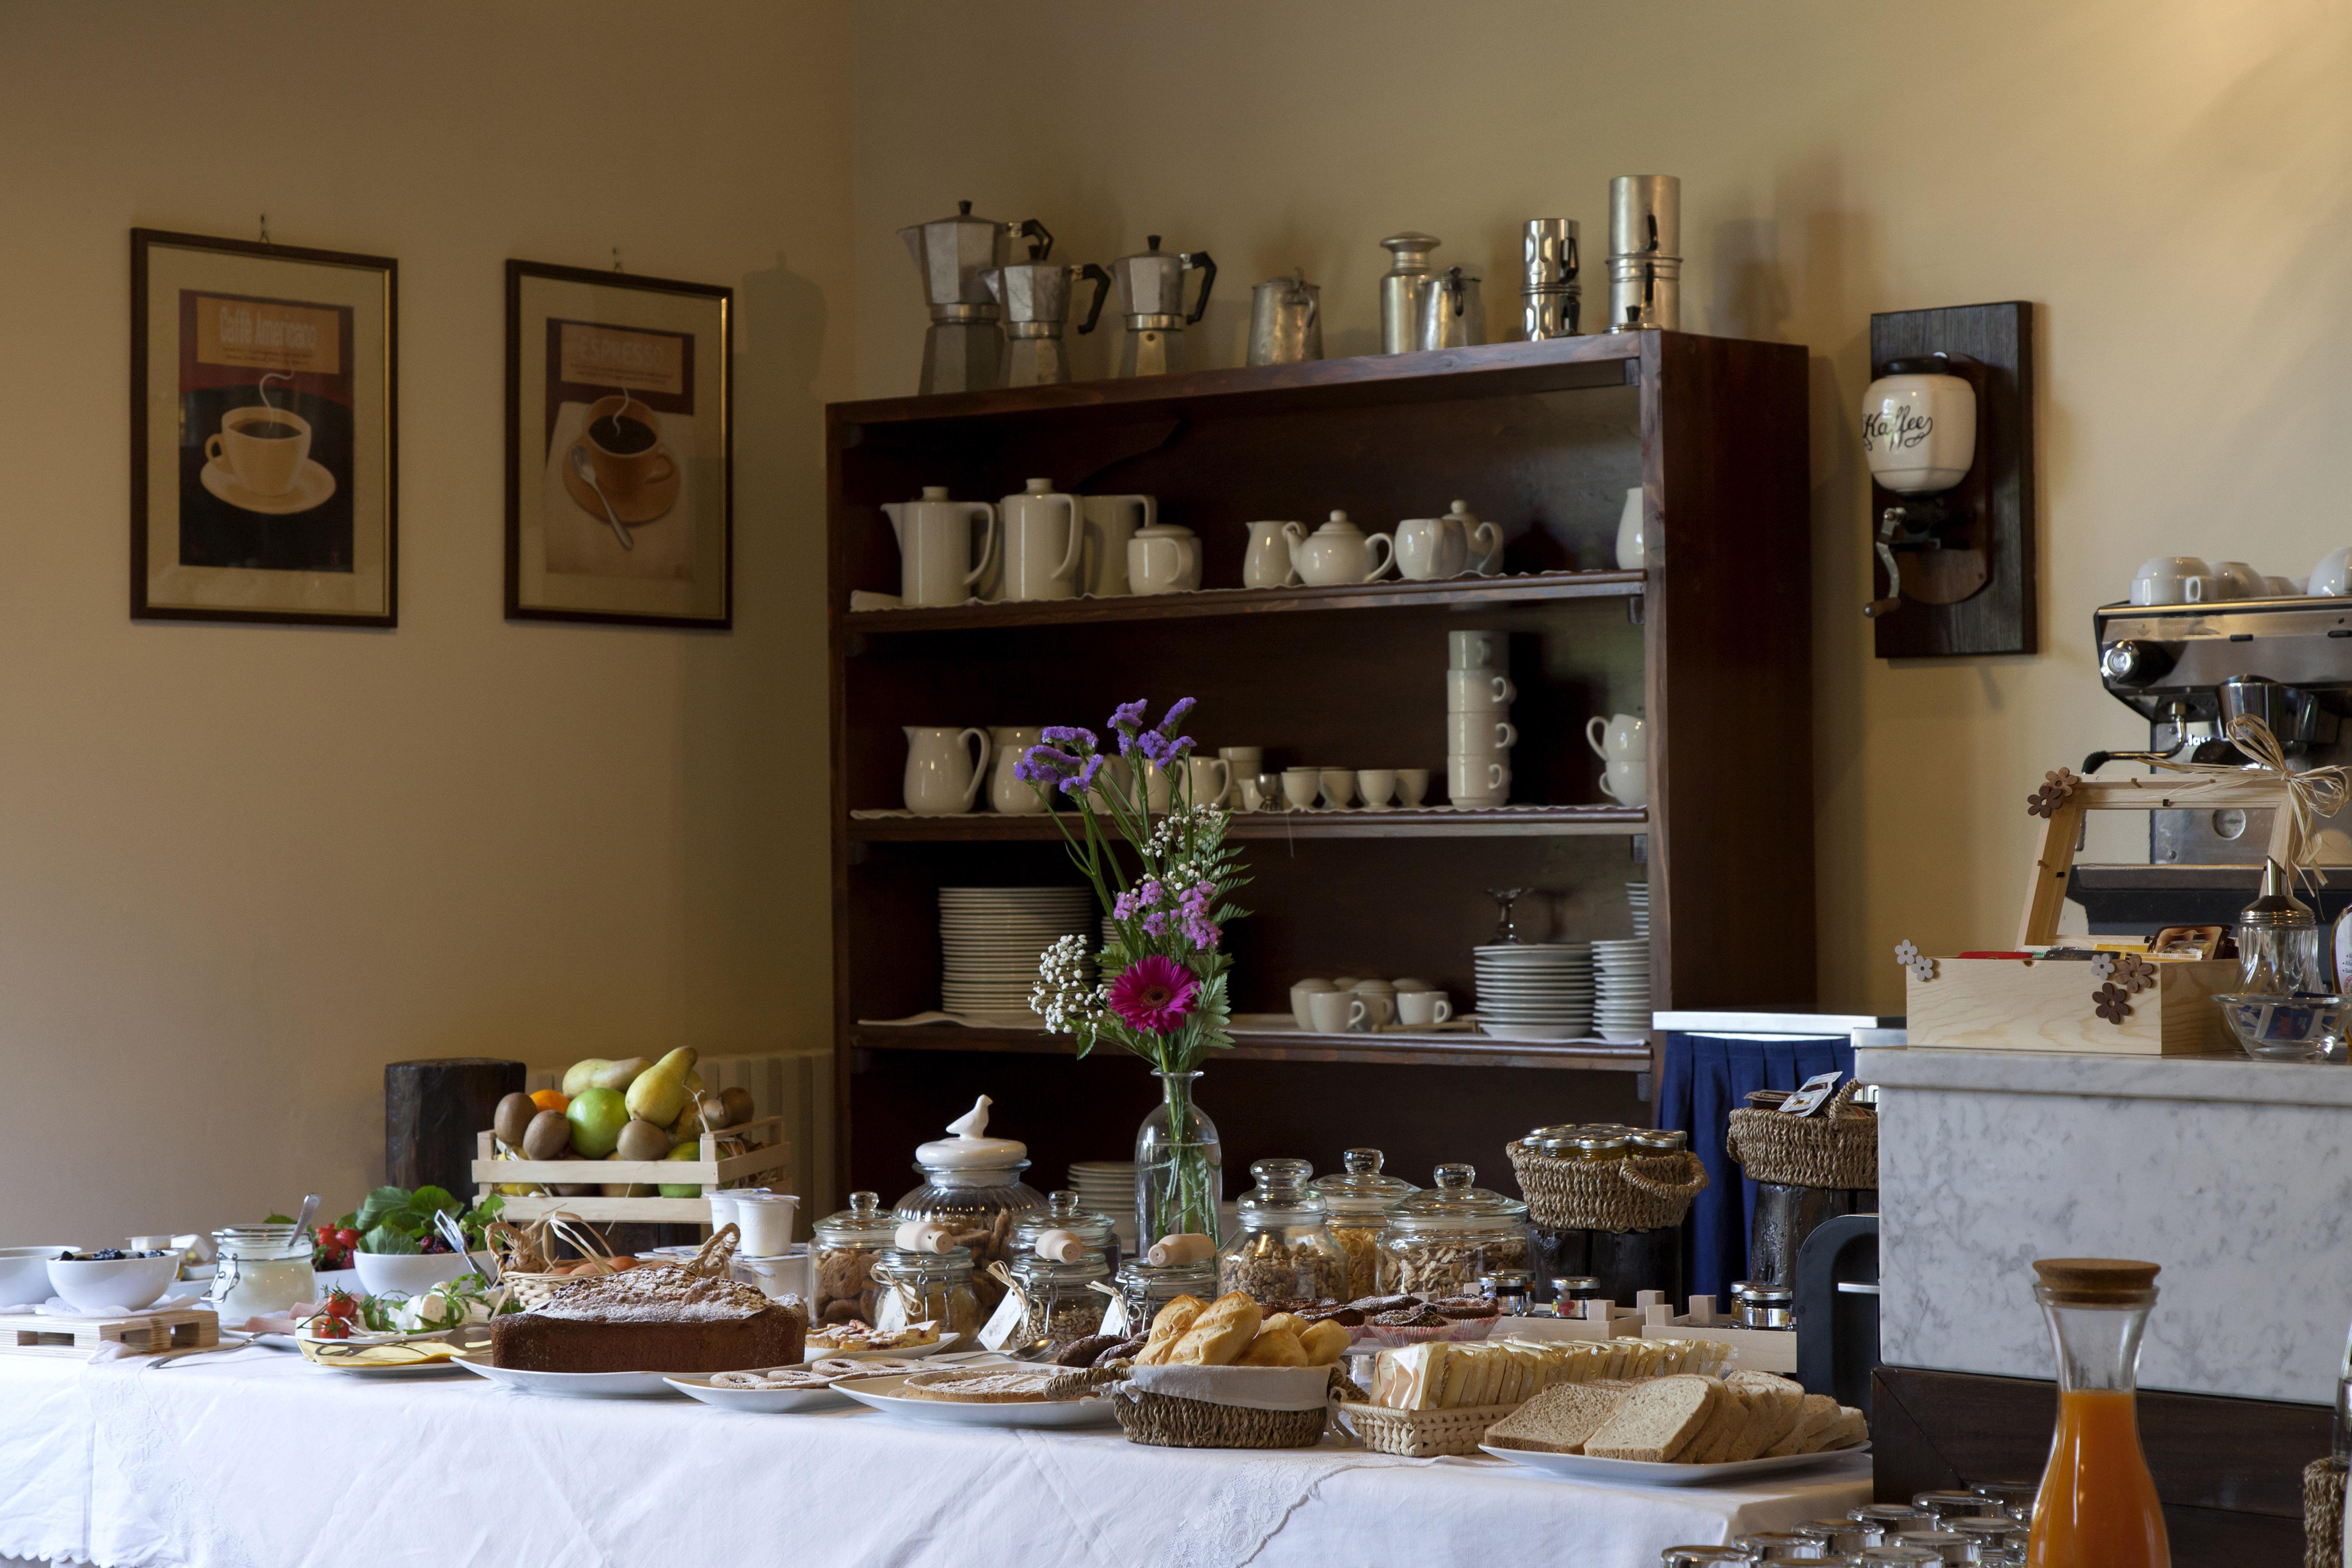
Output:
[898, 201, 1047, 394]
[1109, 235, 1216, 377]
[984, 235, 1110, 389]
[2083, 592, 2352, 926]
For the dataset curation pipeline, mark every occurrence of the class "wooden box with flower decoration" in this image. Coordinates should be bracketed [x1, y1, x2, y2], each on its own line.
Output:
[1900, 763, 2293, 1055]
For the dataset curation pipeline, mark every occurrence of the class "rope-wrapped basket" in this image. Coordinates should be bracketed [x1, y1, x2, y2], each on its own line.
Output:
[1504, 1143, 1709, 1233]
[1049, 1363, 1365, 1451]
[1725, 1081, 1878, 1191]
[2305, 1455, 2345, 1568]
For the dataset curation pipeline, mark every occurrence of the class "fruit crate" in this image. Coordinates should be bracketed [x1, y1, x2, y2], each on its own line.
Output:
[469, 1117, 794, 1225]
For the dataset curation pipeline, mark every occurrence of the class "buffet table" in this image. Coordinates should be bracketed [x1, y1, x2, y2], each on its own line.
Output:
[0, 1348, 1869, 1568]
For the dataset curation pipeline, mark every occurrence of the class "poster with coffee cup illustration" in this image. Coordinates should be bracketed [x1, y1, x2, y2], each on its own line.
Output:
[131, 230, 395, 625]
[506, 260, 731, 627]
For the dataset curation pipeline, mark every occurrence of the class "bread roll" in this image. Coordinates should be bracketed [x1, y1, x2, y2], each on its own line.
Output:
[1259, 1311, 1310, 1341]
[1170, 1292, 1262, 1366]
[1297, 1319, 1351, 1367]
[1238, 1328, 1308, 1366]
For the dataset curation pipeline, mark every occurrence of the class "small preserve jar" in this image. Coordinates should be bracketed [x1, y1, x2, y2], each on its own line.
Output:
[1007, 1249, 1111, 1352]
[1114, 1256, 1217, 1336]
[206, 1223, 317, 1320]
[811, 1191, 898, 1327]
[892, 1096, 1045, 1316]
[1310, 1148, 1416, 1297]
[1012, 1190, 1122, 1279]
[1382, 1163, 1529, 1298]
[1217, 1158, 1351, 1306]
[870, 1245, 981, 1338]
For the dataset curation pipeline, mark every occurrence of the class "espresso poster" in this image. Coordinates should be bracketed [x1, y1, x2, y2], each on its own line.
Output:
[505, 260, 732, 627]
[176, 290, 357, 572]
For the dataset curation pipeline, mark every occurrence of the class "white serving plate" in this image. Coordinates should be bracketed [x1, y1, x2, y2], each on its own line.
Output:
[451, 1352, 683, 1398]
[793, 1331, 962, 1364]
[664, 1373, 853, 1412]
[1477, 1442, 1870, 1487]
[832, 1370, 1122, 1428]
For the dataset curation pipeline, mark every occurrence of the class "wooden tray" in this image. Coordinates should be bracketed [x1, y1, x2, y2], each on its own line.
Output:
[0, 1307, 218, 1359]
[1905, 955, 2235, 1056]
[470, 1116, 794, 1225]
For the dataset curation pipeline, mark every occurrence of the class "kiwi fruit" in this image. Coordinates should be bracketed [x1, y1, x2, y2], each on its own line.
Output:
[719, 1086, 755, 1128]
[521, 1109, 572, 1161]
[493, 1092, 537, 1149]
[614, 1118, 671, 1162]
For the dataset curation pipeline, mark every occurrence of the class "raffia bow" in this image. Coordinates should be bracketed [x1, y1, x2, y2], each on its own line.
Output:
[2139, 715, 2351, 889]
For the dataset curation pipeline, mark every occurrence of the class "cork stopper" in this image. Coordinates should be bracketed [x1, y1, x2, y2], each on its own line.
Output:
[2033, 1257, 2160, 1305]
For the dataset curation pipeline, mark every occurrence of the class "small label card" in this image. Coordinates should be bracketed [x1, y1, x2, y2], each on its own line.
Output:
[1779, 1070, 1843, 1118]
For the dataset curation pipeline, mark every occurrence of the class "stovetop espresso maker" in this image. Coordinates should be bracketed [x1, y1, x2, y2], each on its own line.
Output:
[899, 201, 1048, 394]
[1109, 235, 1216, 377]
[985, 232, 1110, 389]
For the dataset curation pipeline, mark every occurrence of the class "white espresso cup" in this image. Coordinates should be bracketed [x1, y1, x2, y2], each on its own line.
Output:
[1600, 759, 1648, 807]
[1289, 978, 1337, 1031]
[1350, 980, 1396, 1030]
[1446, 714, 1517, 753]
[1395, 768, 1430, 807]
[206, 405, 314, 498]
[1448, 629, 1504, 670]
[2128, 555, 2210, 607]
[1397, 990, 1453, 1027]
[1586, 712, 1645, 762]
[1449, 753, 1509, 803]
[1305, 988, 1359, 1034]
[1447, 671, 1516, 712]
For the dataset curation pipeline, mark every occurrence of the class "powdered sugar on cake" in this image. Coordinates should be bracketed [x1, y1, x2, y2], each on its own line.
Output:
[534, 1267, 777, 1323]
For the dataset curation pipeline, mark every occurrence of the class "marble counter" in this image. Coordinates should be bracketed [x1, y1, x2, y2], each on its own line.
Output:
[1859, 1044, 2352, 1406]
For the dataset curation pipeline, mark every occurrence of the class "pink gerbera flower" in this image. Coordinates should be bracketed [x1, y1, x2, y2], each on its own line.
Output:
[1107, 955, 1198, 1035]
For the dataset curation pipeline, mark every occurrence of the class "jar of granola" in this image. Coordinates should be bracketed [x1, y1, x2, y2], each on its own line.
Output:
[811, 1191, 897, 1328]
[1114, 1256, 1217, 1337]
[1007, 1248, 1111, 1352]
[870, 1245, 982, 1339]
[1381, 1163, 1530, 1298]
[892, 1096, 1045, 1317]
[1012, 1189, 1123, 1279]
[1309, 1148, 1416, 1296]
[1216, 1158, 1351, 1307]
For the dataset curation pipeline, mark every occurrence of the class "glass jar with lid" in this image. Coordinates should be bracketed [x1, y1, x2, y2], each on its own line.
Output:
[1114, 1256, 1217, 1336]
[1007, 1248, 1111, 1352]
[811, 1191, 899, 1328]
[1217, 1158, 1351, 1306]
[1571, 1131, 1631, 1163]
[1381, 1163, 1530, 1298]
[1631, 1128, 1687, 1155]
[892, 1095, 1045, 1316]
[205, 1223, 317, 1320]
[1310, 1148, 1416, 1296]
[1011, 1190, 1122, 1279]
[871, 1245, 982, 1338]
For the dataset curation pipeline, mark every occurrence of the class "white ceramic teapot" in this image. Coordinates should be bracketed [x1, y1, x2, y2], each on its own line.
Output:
[1284, 511, 1395, 586]
[882, 487, 996, 607]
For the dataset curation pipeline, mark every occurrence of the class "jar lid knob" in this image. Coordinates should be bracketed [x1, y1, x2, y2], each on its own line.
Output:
[848, 1191, 879, 1214]
[1343, 1148, 1384, 1174]
[1434, 1162, 1475, 1190]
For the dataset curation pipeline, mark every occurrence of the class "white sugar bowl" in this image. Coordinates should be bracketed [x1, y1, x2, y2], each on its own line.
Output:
[1861, 356, 1976, 495]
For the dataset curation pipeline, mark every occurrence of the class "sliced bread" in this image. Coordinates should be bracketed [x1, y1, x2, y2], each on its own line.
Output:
[1805, 1406, 1869, 1453]
[1681, 1381, 1749, 1465]
[1583, 1375, 1719, 1462]
[1723, 1371, 1804, 1460]
[1764, 1392, 1839, 1457]
[1484, 1382, 1628, 1455]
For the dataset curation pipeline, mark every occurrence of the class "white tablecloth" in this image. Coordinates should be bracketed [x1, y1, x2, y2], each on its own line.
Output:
[0, 1349, 1870, 1568]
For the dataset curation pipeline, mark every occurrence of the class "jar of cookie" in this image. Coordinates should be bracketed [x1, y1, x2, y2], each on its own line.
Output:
[1216, 1158, 1351, 1308]
[1310, 1148, 1416, 1297]
[870, 1245, 982, 1339]
[892, 1096, 1045, 1317]
[811, 1191, 897, 1328]
[1381, 1163, 1530, 1299]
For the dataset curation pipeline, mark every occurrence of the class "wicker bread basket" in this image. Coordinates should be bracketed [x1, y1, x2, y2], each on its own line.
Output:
[1725, 1081, 1878, 1190]
[1336, 1400, 1522, 1457]
[1050, 1363, 1365, 1451]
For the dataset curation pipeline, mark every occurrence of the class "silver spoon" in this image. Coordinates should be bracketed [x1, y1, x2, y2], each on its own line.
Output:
[569, 446, 635, 551]
[291, 1194, 319, 1236]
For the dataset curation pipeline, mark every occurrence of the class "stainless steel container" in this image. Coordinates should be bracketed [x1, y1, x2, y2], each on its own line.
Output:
[1524, 218, 1579, 287]
[1246, 270, 1321, 366]
[1607, 253, 1682, 331]
[1608, 175, 1681, 259]
[1378, 232, 1441, 354]
[1523, 290, 1581, 340]
[1414, 265, 1485, 350]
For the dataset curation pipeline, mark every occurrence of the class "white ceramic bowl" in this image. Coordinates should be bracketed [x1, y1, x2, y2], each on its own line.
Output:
[46, 1253, 179, 1313]
[354, 1250, 477, 1298]
[0, 1245, 76, 1308]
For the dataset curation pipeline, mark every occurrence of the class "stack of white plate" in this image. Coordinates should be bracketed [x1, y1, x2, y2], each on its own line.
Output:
[1627, 882, 1651, 939]
[1593, 937, 1652, 1042]
[1473, 943, 1595, 1042]
[939, 887, 1094, 1018]
[1068, 1161, 1139, 1250]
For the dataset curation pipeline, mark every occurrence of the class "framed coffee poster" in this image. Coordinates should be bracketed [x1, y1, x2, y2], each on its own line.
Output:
[130, 229, 397, 626]
[505, 260, 732, 627]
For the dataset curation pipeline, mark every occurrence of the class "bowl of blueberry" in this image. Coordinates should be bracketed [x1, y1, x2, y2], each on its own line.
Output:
[0, 1245, 76, 1308]
[47, 1248, 181, 1313]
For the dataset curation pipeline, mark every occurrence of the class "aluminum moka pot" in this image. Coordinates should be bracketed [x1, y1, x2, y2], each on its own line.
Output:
[985, 246, 1111, 389]
[897, 201, 1048, 393]
[1246, 269, 1321, 366]
[1110, 235, 1217, 377]
[1414, 265, 1485, 351]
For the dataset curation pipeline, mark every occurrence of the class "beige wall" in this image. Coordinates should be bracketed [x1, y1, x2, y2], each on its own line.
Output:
[0, 1, 853, 1240]
[852, 0, 2352, 1014]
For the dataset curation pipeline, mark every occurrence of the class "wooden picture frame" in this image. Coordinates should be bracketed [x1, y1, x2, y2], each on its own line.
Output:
[130, 228, 398, 626]
[504, 260, 732, 628]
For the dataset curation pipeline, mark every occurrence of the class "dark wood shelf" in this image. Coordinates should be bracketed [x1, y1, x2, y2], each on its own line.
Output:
[850, 1022, 1651, 1073]
[848, 804, 1646, 841]
[845, 568, 1642, 634]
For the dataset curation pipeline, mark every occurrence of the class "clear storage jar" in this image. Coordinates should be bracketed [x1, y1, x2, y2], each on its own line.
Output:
[871, 1246, 982, 1338]
[1381, 1163, 1529, 1298]
[1114, 1256, 1217, 1337]
[1011, 1190, 1122, 1279]
[811, 1191, 897, 1327]
[893, 1106, 1046, 1317]
[1217, 1158, 1351, 1307]
[1310, 1148, 1416, 1297]
[206, 1224, 316, 1320]
[1008, 1250, 1110, 1352]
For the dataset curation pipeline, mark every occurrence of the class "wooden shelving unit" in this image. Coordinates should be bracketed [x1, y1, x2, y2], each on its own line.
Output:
[826, 332, 1815, 1207]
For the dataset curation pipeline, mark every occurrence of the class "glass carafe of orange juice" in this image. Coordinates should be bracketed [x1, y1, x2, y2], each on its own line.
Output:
[2028, 1257, 2169, 1568]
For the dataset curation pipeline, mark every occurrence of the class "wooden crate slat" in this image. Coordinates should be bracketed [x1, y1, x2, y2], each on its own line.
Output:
[0, 1308, 217, 1359]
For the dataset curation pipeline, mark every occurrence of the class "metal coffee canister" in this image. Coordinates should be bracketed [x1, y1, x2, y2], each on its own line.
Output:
[1607, 175, 1682, 332]
[1414, 265, 1485, 351]
[1378, 232, 1441, 355]
[1247, 270, 1322, 366]
[1522, 218, 1581, 340]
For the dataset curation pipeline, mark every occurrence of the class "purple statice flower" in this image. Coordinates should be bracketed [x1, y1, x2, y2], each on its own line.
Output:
[1039, 725, 1099, 753]
[1111, 880, 1161, 923]
[1176, 881, 1220, 951]
[1107, 700, 1150, 736]
[1016, 745, 1079, 787]
[1060, 752, 1106, 797]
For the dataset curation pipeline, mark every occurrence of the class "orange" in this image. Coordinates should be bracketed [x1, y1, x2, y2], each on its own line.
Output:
[531, 1089, 570, 1113]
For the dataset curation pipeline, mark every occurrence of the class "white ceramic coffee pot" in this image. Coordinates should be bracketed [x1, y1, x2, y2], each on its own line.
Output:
[882, 487, 996, 607]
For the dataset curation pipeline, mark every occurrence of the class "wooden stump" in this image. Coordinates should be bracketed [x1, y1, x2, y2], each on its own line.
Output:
[386, 1058, 525, 1195]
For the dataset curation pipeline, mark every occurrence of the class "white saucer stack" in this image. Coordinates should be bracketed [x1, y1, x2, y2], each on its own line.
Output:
[1067, 1161, 1139, 1252]
[938, 886, 1094, 1018]
[1473, 943, 1594, 1041]
[1627, 882, 1650, 938]
[1592, 937, 1652, 1042]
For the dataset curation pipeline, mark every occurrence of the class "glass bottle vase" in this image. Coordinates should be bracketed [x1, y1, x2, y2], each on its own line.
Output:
[1135, 1071, 1222, 1249]
[2028, 1260, 2170, 1568]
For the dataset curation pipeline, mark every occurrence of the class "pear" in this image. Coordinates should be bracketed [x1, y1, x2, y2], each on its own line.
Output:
[561, 1058, 610, 1097]
[588, 1055, 653, 1093]
[624, 1047, 698, 1127]
[658, 1141, 704, 1199]
[685, 1070, 705, 1093]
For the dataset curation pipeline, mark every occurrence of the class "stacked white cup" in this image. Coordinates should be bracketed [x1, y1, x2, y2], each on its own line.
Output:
[1447, 630, 1514, 807]
[1586, 713, 1647, 808]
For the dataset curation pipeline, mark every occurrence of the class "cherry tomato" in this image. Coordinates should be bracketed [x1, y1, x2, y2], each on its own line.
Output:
[310, 1317, 350, 1339]
[322, 1289, 359, 1320]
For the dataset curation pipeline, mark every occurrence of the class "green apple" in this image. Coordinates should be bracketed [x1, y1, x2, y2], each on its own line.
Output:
[658, 1141, 703, 1199]
[566, 1087, 629, 1158]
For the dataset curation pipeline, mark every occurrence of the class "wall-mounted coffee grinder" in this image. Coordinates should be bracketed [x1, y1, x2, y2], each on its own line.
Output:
[898, 201, 1048, 395]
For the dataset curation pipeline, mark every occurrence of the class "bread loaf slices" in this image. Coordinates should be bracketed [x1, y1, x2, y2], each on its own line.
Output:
[1764, 1392, 1840, 1457]
[1484, 1382, 1629, 1454]
[1723, 1370, 1804, 1460]
[1681, 1381, 1750, 1465]
[1805, 1406, 1869, 1453]
[1582, 1375, 1719, 1462]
